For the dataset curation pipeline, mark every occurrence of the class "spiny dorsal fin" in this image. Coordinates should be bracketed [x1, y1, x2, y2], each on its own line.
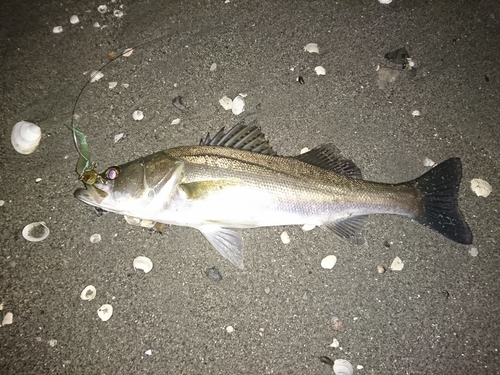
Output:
[294, 144, 363, 179]
[200, 121, 277, 155]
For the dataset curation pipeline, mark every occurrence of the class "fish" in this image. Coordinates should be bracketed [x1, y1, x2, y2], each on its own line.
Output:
[74, 122, 473, 268]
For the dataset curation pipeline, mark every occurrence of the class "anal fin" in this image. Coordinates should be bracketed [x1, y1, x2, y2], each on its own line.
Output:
[199, 226, 244, 269]
[321, 215, 368, 244]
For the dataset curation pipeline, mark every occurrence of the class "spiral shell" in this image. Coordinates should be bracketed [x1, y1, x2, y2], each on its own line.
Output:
[11, 121, 41, 155]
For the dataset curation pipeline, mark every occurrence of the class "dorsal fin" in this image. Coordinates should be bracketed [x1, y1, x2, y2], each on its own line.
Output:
[294, 144, 363, 179]
[200, 121, 277, 155]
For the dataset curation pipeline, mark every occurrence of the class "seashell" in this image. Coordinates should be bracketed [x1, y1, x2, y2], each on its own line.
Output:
[48, 339, 57, 347]
[90, 71, 104, 82]
[390, 256, 404, 271]
[304, 43, 319, 53]
[226, 326, 234, 333]
[52, 26, 63, 34]
[333, 359, 354, 375]
[377, 264, 386, 274]
[280, 231, 290, 244]
[133, 256, 153, 273]
[470, 178, 492, 197]
[210, 63, 217, 71]
[314, 66, 326, 75]
[108, 81, 118, 89]
[70, 15, 79, 24]
[11, 121, 42, 155]
[113, 10, 123, 18]
[132, 110, 144, 121]
[2, 312, 13, 326]
[171, 118, 181, 125]
[469, 247, 478, 257]
[80, 285, 97, 301]
[145, 349, 153, 356]
[97, 5, 107, 13]
[123, 48, 133, 57]
[0, 200, 5, 206]
[329, 338, 340, 348]
[114, 133, 124, 143]
[90, 234, 101, 243]
[321, 255, 337, 269]
[301, 224, 315, 231]
[93, 22, 101, 28]
[97, 304, 113, 321]
[423, 158, 436, 167]
[219, 96, 232, 110]
[412, 110, 421, 117]
[378, 0, 393, 3]
[22, 222, 50, 242]
[232, 95, 245, 115]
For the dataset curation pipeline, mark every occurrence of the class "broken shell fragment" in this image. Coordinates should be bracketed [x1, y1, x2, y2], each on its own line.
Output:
[378, 0, 393, 4]
[470, 178, 492, 197]
[70, 15, 79, 24]
[97, 5, 107, 13]
[90, 71, 104, 82]
[52, 26, 63, 34]
[108, 81, 118, 89]
[80, 285, 97, 301]
[90, 234, 101, 243]
[232, 95, 245, 115]
[171, 118, 181, 125]
[123, 48, 133, 57]
[412, 110, 421, 117]
[113, 10, 123, 18]
[132, 110, 144, 121]
[280, 231, 290, 244]
[2, 312, 13, 326]
[314, 66, 326, 75]
[321, 255, 337, 269]
[333, 359, 354, 375]
[11, 121, 42, 155]
[329, 338, 340, 348]
[114, 133, 124, 143]
[97, 304, 113, 321]
[210, 63, 217, 71]
[133, 256, 153, 273]
[22, 222, 50, 242]
[423, 158, 436, 167]
[304, 43, 319, 53]
[390, 256, 404, 271]
[301, 224, 315, 231]
[219, 96, 232, 110]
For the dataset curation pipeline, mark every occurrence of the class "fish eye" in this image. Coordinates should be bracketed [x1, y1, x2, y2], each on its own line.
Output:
[105, 167, 119, 180]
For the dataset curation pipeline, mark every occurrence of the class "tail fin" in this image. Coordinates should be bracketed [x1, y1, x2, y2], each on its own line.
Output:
[411, 158, 473, 244]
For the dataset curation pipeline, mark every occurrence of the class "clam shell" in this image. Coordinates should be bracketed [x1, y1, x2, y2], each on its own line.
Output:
[97, 304, 113, 321]
[90, 234, 101, 243]
[321, 255, 337, 269]
[132, 110, 144, 121]
[333, 359, 354, 375]
[219, 96, 233, 110]
[231, 95, 245, 115]
[11, 121, 41, 155]
[390, 256, 404, 271]
[22, 222, 50, 242]
[80, 285, 97, 301]
[133, 256, 153, 273]
[97, 5, 107, 13]
[470, 178, 492, 197]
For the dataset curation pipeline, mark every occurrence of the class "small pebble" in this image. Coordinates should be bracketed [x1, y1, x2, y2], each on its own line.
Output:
[2, 312, 13, 326]
[90, 234, 101, 243]
[93, 22, 101, 28]
[331, 316, 346, 332]
[70, 15, 80, 24]
[171, 118, 181, 125]
[48, 339, 57, 347]
[469, 247, 478, 257]
[264, 287, 270, 294]
[52, 26, 63, 34]
[390, 257, 404, 271]
[0, 200, 5, 206]
[108, 81, 118, 89]
[304, 43, 319, 53]
[97, 5, 107, 13]
[35, 178, 42, 183]
[377, 265, 386, 274]
[132, 110, 144, 121]
[210, 63, 217, 71]
[321, 255, 337, 269]
[205, 267, 222, 282]
[412, 110, 421, 117]
[314, 66, 326, 75]
[280, 231, 290, 244]
[226, 326, 234, 333]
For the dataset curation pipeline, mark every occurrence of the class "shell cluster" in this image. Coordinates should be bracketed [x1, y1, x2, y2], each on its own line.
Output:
[11, 121, 42, 155]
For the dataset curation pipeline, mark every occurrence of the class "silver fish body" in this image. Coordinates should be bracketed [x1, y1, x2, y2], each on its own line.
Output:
[75, 124, 472, 268]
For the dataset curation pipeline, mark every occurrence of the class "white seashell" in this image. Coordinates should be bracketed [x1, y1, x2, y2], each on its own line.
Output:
[0, 200, 4, 206]
[171, 118, 181, 125]
[314, 66, 326, 75]
[2, 312, 13, 326]
[301, 224, 315, 231]
[70, 15, 79, 24]
[321, 255, 337, 269]
[97, 5, 107, 13]
[280, 231, 290, 244]
[123, 48, 133, 57]
[35, 177, 42, 183]
[210, 63, 217, 71]
[219, 96, 233, 110]
[412, 110, 421, 117]
[145, 349, 153, 356]
[357, 365, 364, 370]
[93, 22, 101, 28]
[22, 222, 50, 242]
[113, 10, 123, 18]
[470, 178, 492, 197]
[132, 110, 144, 121]
[423, 158, 436, 167]
[333, 359, 354, 375]
[97, 304, 113, 321]
[329, 338, 340, 348]
[469, 247, 478, 257]
[232, 95, 245, 115]
[300, 147, 310, 154]
[133, 256, 153, 273]
[108, 81, 117, 89]
[52, 26, 63, 34]
[11, 121, 42, 155]
[90, 71, 104, 82]
[114, 133, 124, 143]
[90, 234, 101, 243]
[304, 43, 319, 53]
[226, 326, 234, 333]
[390, 256, 404, 271]
[80, 285, 97, 301]
[378, 0, 393, 4]
[122, 83, 129, 88]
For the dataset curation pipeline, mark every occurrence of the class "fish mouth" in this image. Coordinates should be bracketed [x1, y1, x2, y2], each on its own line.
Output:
[74, 186, 107, 207]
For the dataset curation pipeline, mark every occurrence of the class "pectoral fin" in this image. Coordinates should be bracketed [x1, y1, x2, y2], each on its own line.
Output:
[321, 215, 368, 244]
[199, 226, 244, 269]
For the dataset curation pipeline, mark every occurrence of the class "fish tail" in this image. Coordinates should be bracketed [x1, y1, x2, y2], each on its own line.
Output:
[410, 158, 473, 244]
